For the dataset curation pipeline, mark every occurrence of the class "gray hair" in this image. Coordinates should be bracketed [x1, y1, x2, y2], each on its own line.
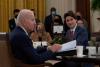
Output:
[16, 9, 34, 26]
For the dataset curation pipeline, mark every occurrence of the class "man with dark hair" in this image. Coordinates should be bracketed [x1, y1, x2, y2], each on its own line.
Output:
[64, 12, 88, 47]
[64, 12, 94, 67]
[63, 11, 74, 33]
[9, 9, 20, 31]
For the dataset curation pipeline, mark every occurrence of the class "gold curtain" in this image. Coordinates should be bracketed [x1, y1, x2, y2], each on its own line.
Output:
[0, 0, 45, 32]
[0, 0, 9, 32]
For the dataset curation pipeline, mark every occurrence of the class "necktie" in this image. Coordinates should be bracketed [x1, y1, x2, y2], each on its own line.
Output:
[70, 31, 74, 40]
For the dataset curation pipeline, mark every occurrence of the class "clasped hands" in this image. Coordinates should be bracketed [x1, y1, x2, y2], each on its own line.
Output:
[47, 44, 62, 52]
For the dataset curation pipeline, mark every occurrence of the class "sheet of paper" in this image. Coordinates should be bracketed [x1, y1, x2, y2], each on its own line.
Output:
[53, 25, 63, 33]
[0, 32, 6, 34]
[45, 60, 61, 65]
[59, 40, 76, 52]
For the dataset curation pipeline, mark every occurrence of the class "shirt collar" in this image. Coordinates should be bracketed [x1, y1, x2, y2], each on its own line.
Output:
[20, 26, 29, 36]
[70, 24, 77, 32]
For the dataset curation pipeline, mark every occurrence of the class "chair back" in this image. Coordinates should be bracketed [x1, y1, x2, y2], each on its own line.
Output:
[0, 32, 13, 67]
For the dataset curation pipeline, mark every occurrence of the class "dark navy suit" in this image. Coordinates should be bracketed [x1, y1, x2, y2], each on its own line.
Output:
[9, 26, 55, 64]
[44, 14, 63, 38]
[65, 26, 88, 47]
[63, 26, 90, 67]
[75, 26, 88, 46]
[9, 18, 16, 31]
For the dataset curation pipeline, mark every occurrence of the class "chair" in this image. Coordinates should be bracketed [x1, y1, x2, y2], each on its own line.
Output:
[0, 32, 12, 67]
[0, 33, 53, 67]
[13, 59, 53, 67]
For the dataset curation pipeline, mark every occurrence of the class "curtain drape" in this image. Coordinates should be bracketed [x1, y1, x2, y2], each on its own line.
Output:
[0, 0, 45, 32]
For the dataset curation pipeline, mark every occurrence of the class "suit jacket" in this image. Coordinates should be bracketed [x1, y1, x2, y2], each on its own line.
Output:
[44, 14, 63, 38]
[9, 18, 16, 31]
[9, 26, 55, 64]
[65, 26, 88, 47]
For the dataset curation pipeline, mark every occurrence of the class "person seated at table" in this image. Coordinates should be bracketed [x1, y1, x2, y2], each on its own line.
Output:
[64, 12, 88, 47]
[30, 22, 52, 46]
[9, 9, 62, 65]
[64, 12, 94, 67]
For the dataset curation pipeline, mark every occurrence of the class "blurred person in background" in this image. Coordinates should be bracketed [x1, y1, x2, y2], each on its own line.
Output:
[76, 11, 90, 40]
[31, 22, 52, 46]
[9, 9, 20, 31]
[75, 12, 88, 29]
[44, 7, 63, 38]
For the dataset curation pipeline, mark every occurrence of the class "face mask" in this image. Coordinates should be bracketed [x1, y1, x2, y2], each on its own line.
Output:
[54, 19, 59, 22]
[76, 16, 81, 20]
[51, 11, 56, 15]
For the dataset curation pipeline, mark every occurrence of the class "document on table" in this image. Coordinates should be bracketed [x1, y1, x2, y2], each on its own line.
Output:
[58, 40, 76, 52]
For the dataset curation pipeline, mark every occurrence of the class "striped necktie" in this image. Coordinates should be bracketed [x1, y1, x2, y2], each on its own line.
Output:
[70, 31, 74, 40]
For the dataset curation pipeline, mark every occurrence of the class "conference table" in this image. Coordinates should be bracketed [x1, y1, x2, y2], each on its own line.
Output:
[56, 47, 100, 66]
[62, 54, 100, 64]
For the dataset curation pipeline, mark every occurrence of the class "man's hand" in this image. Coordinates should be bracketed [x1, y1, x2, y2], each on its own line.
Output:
[48, 44, 62, 52]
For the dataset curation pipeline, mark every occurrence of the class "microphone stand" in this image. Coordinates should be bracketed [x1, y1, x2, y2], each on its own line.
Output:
[39, 37, 42, 46]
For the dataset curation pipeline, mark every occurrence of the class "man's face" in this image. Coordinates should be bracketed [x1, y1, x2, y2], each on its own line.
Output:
[65, 16, 77, 29]
[24, 13, 36, 32]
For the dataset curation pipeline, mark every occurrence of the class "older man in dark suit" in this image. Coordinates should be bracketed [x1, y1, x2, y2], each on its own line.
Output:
[9, 9, 62, 64]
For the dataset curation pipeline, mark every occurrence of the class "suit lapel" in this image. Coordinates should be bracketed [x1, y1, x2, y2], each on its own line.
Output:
[74, 26, 81, 40]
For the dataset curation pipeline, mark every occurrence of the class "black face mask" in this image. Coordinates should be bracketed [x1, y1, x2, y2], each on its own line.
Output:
[14, 15, 18, 18]
[76, 16, 81, 20]
[54, 19, 60, 22]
